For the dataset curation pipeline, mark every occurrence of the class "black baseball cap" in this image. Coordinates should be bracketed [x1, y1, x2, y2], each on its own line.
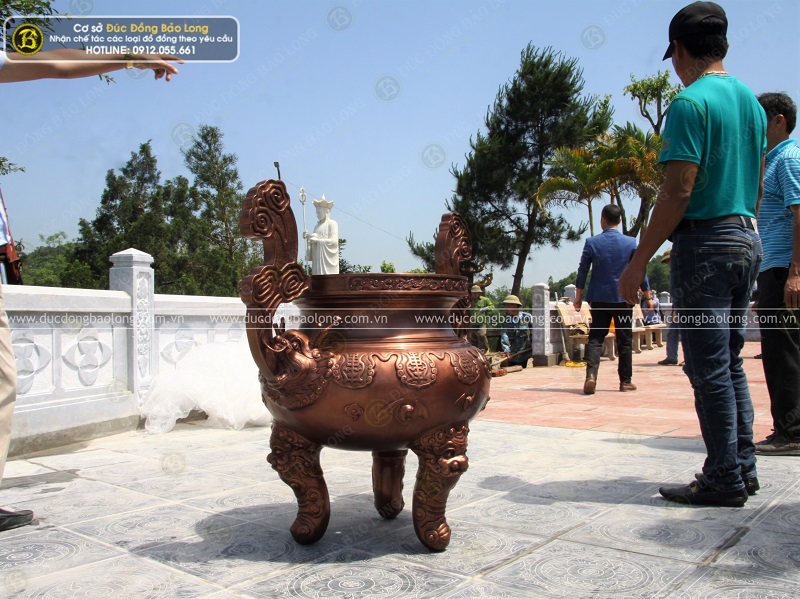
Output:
[663, 2, 728, 60]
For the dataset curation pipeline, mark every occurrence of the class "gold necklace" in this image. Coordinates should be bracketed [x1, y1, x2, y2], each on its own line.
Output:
[699, 70, 728, 79]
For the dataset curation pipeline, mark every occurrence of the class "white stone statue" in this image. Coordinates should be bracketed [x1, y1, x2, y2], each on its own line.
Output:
[304, 195, 339, 275]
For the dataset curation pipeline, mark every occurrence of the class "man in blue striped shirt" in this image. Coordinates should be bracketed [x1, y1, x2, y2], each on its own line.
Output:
[755, 92, 800, 456]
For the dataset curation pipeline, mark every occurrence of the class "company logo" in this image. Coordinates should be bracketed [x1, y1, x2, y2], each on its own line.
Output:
[68, 0, 95, 15]
[420, 143, 447, 169]
[374, 76, 400, 102]
[580, 25, 606, 50]
[12, 23, 44, 56]
[327, 6, 353, 31]
[170, 121, 196, 151]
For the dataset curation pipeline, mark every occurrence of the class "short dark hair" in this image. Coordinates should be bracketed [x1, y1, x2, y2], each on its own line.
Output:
[601, 204, 622, 225]
[678, 16, 728, 61]
[758, 92, 797, 134]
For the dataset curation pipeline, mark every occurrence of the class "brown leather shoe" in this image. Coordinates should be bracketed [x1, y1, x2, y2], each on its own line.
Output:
[619, 382, 637, 392]
[583, 374, 596, 395]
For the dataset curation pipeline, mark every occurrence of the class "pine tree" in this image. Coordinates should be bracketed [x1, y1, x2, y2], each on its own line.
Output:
[428, 45, 612, 294]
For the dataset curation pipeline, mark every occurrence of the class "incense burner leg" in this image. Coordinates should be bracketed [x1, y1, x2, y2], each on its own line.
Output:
[267, 421, 330, 545]
[409, 422, 469, 552]
[372, 449, 407, 520]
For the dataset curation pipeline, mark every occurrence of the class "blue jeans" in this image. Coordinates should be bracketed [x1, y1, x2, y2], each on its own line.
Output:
[666, 323, 680, 362]
[671, 224, 761, 491]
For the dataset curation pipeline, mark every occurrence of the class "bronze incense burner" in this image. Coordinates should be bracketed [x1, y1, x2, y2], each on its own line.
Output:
[239, 179, 490, 551]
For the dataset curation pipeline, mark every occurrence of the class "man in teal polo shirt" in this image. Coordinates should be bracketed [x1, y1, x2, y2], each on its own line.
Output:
[619, 2, 765, 507]
[754, 92, 800, 456]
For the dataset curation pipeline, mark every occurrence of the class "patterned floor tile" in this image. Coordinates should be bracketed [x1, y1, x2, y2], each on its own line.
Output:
[2, 415, 799, 597]
[181, 481, 298, 523]
[115, 469, 253, 501]
[25, 448, 146, 472]
[0, 469, 81, 505]
[135, 520, 340, 587]
[484, 540, 695, 597]
[202, 457, 274, 482]
[712, 527, 800, 585]
[199, 591, 253, 599]
[176, 447, 270, 472]
[319, 466, 373, 497]
[0, 527, 122, 580]
[354, 521, 547, 576]
[74, 456, 184, 486]
[4, 555, 217, 598]
[235, 549, 465, 598]
[670, 565, 800, 598]
[749, 499, 800, 534]
[65, 503, 245, 551]
[437, 579, 539, 598]
[561, 508, 738, 563]
[1, 460, 58, 479]
[11, 478, 167, 526]
[515, 472, 661, 505]
[448, 494, 604, 537]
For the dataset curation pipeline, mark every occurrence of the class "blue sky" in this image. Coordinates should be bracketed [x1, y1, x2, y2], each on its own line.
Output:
[1, 0, 798, 293]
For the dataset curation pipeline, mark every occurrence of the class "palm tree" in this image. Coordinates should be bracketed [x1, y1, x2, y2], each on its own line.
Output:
[537, 146, 613, 236]
[606, 123, 664, 238]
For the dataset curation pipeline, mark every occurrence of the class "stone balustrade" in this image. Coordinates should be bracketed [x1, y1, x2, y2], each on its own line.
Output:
[4, 248, 248, 456]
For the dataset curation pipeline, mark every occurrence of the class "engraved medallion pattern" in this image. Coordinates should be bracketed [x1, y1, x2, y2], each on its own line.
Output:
[395, 352, 438, 389]
[331, 353, 375, 389]
[447, 348, 483, 385]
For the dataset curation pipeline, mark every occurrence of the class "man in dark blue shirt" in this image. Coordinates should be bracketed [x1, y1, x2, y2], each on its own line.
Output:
[575, 204, 651, 394]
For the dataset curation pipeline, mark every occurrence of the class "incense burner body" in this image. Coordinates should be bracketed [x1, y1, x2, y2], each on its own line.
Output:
[239, 180, 490, 551]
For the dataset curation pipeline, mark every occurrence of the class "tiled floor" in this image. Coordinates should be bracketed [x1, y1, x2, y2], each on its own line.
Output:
[1, 342, 797, 598]
[484, 338, 774, 441]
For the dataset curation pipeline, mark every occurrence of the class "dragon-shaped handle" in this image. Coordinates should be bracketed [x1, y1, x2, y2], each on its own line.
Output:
[239, 180, 311, 376]
[435, 213, 473, 339]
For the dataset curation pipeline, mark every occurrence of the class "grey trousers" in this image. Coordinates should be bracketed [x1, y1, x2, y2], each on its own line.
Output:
[0, 284, 17, 483]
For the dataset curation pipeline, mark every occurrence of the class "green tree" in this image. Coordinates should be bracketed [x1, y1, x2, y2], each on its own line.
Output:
[623, 71, 681, 135]
[69, 128, 260, 295]
[0, 158, 24, 176]
[615, 72, 680, 238]
[646, 252, 671, 294]
[380, 261, 395, 273]
[486, 285, 532, 309]
[406, 230, 435, 273]
[18, 232, 92, 287]
[441, 45, 613, 295]
[537, 146, 613, 236]
[604, 122, 665, 238]
[73, 141, 167, 288]
[182, 125, 260, 295]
